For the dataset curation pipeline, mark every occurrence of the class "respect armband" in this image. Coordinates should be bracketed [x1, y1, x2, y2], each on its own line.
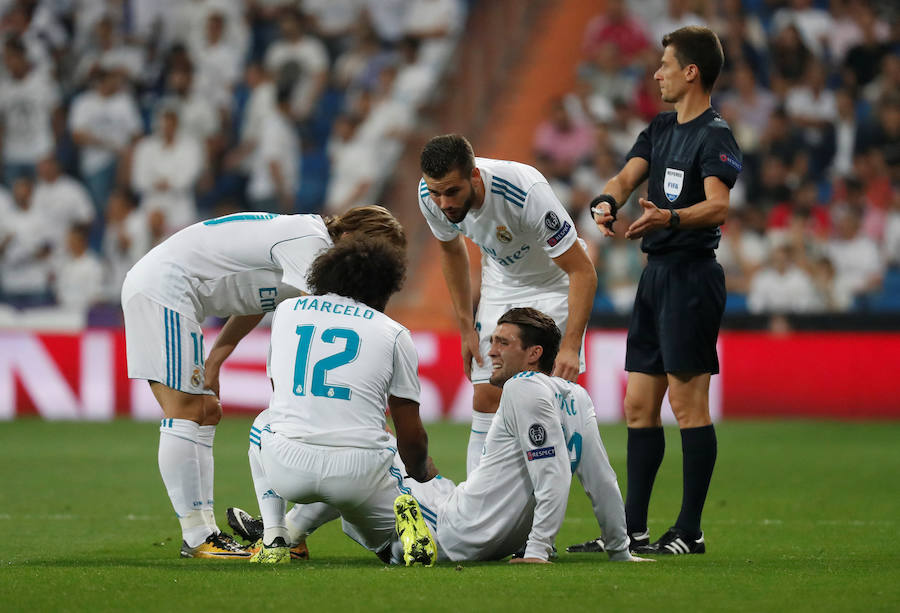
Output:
[589, 194, 618, 230]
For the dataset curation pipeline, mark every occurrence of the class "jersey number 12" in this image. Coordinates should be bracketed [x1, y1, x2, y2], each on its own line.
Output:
[292, 325, 360, 400]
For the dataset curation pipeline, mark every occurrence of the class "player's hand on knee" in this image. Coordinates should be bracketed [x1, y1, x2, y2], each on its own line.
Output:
[551, 347, 580, 381]
[203, 361, 222, 396]
[461, 328, 482, 380]
[509, 557, 551, 564]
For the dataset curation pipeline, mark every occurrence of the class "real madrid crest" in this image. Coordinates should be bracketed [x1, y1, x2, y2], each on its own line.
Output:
[495, 225, 513, 243]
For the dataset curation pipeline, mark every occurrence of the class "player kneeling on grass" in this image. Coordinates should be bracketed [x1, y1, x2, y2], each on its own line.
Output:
[245, 237, 437, 564]
[394, 308, 652, 565]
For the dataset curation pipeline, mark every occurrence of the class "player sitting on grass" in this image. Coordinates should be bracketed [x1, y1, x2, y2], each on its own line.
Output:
[393, 307, 651, 564]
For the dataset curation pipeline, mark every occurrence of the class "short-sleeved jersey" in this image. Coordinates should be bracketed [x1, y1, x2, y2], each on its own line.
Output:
[122, 213, 332, 322]
[627, 108, 742, 254]
[439, 372, 611, 561]
[264, 293, 420, 449]
[418, 157, 581, 303]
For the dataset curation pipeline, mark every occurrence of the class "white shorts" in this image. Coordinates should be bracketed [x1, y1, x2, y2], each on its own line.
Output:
[471, 293, 586, 384]
[257, 429, 407, 553]
[122, 292, 213, 395]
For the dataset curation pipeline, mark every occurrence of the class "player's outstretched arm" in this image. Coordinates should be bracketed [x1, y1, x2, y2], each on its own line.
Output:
[551, 242, 596, 381]
[389, 395, 436, 483]
[437, 235, 482, 379]
[204, 313, 265, 395]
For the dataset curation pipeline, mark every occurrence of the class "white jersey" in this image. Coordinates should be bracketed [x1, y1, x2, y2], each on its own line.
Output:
[418, 157, 581, 303]
[122, 213, 331, 322]
[264, 293, 421, 450]
[435, 372, 628, 561]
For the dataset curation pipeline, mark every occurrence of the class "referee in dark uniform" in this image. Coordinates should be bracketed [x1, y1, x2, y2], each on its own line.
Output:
[569, 26, 741, 556]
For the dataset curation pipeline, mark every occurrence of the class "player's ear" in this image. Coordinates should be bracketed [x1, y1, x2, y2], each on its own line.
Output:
[685, 64, 698, 83]
[527, 344, 543, 366]
[471, 167, 481, 181]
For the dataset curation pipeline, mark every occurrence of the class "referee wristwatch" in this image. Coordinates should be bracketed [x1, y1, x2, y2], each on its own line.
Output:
[667, 207, 681, 229]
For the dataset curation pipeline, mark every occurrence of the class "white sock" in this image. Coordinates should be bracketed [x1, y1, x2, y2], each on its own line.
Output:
[466, 411, 496, 477]
[285, 502, 341, 544]
[158, 418, 209, 547]
[249, 444, 287, 545]
[197, 425, 218, 534]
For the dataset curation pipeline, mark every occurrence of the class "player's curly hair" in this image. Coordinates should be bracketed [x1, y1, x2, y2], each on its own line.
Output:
[420, 134, 475, 179]
[306, 237, 406, 312]
[324, 205, 406, 249]
[497, 307, 561, 374]
[662, 26, 724, 93]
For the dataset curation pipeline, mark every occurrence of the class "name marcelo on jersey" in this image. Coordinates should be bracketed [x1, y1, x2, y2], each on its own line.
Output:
[292, 296, 375, 319]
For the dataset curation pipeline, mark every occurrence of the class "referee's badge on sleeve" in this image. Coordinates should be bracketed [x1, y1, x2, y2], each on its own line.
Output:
[664, 168, 684, 202]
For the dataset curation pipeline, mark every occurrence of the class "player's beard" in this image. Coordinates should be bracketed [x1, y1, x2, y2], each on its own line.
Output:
[440, 181, 476, 224]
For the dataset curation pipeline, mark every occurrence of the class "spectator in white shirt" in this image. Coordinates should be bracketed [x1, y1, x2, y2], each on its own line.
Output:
[264, 7, 329, 122]
[131, 107, 204, 232]
[188, 7, 244, 111]
[302, 0, 362, 59]
[809, 255, 853, 313]
[0, 177, 54, 308]
[402, 0, 463, 70]
[52, 224, 104, 314]
[884, 187, 900, 268]
[324, 112, 377, 213]
[0, 37, 61, 186]
[72, 15, 145, 91]
[717, 207, 770, 295]
[102, 188, 150, 301]
[748, 243, 819, 314]
[32, 156, 96, 253]
[826, 206, 884, 299]
[247, 86, 299, 212]
[69, 68, 143, 212]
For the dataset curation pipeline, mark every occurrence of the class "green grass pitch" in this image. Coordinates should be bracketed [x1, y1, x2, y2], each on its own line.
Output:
[1, 418, 898, 612]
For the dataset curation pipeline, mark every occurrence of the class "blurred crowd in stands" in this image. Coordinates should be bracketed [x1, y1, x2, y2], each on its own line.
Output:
[0, 0, 464, 326]
[0, 0, 898, 328]
[539, 0, 899, 317]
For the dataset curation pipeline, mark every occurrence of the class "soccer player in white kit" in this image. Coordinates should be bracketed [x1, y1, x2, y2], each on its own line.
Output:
[121, 206, 405, 558]
[247, 237, 436, 564]
[395, 308, 649, 564]
[418, 135, 597, 476]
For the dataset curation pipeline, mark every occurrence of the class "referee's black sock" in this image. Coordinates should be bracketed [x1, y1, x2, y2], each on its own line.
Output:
[625, 426, 665, 535]
[675, 424, 717, 539]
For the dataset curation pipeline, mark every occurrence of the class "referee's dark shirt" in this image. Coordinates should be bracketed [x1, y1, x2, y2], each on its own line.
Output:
[626, 107, 742, 254]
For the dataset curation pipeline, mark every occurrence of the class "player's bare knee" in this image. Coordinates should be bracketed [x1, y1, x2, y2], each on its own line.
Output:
[668, 397, 711, 428]
[472, 384, 501, 414]
[623, 394, 660, 428]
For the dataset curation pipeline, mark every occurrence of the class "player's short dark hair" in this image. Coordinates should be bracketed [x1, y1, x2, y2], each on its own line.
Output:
[497, 307, 561, 374]
[306, 237, 406, 312]
[324, 205, 406, 249]
[420, 134, 475, 179]
[662, 26, 724, 92]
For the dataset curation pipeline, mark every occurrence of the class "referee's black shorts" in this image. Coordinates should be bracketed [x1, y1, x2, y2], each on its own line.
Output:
[625, 250, 726, 375]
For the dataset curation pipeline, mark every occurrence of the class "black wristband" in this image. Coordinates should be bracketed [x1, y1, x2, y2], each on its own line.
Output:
[589, 194, 618, 229]
[667, 207, 681, 229]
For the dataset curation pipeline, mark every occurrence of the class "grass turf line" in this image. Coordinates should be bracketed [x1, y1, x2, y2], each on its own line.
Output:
[0, 418, 898, 612]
